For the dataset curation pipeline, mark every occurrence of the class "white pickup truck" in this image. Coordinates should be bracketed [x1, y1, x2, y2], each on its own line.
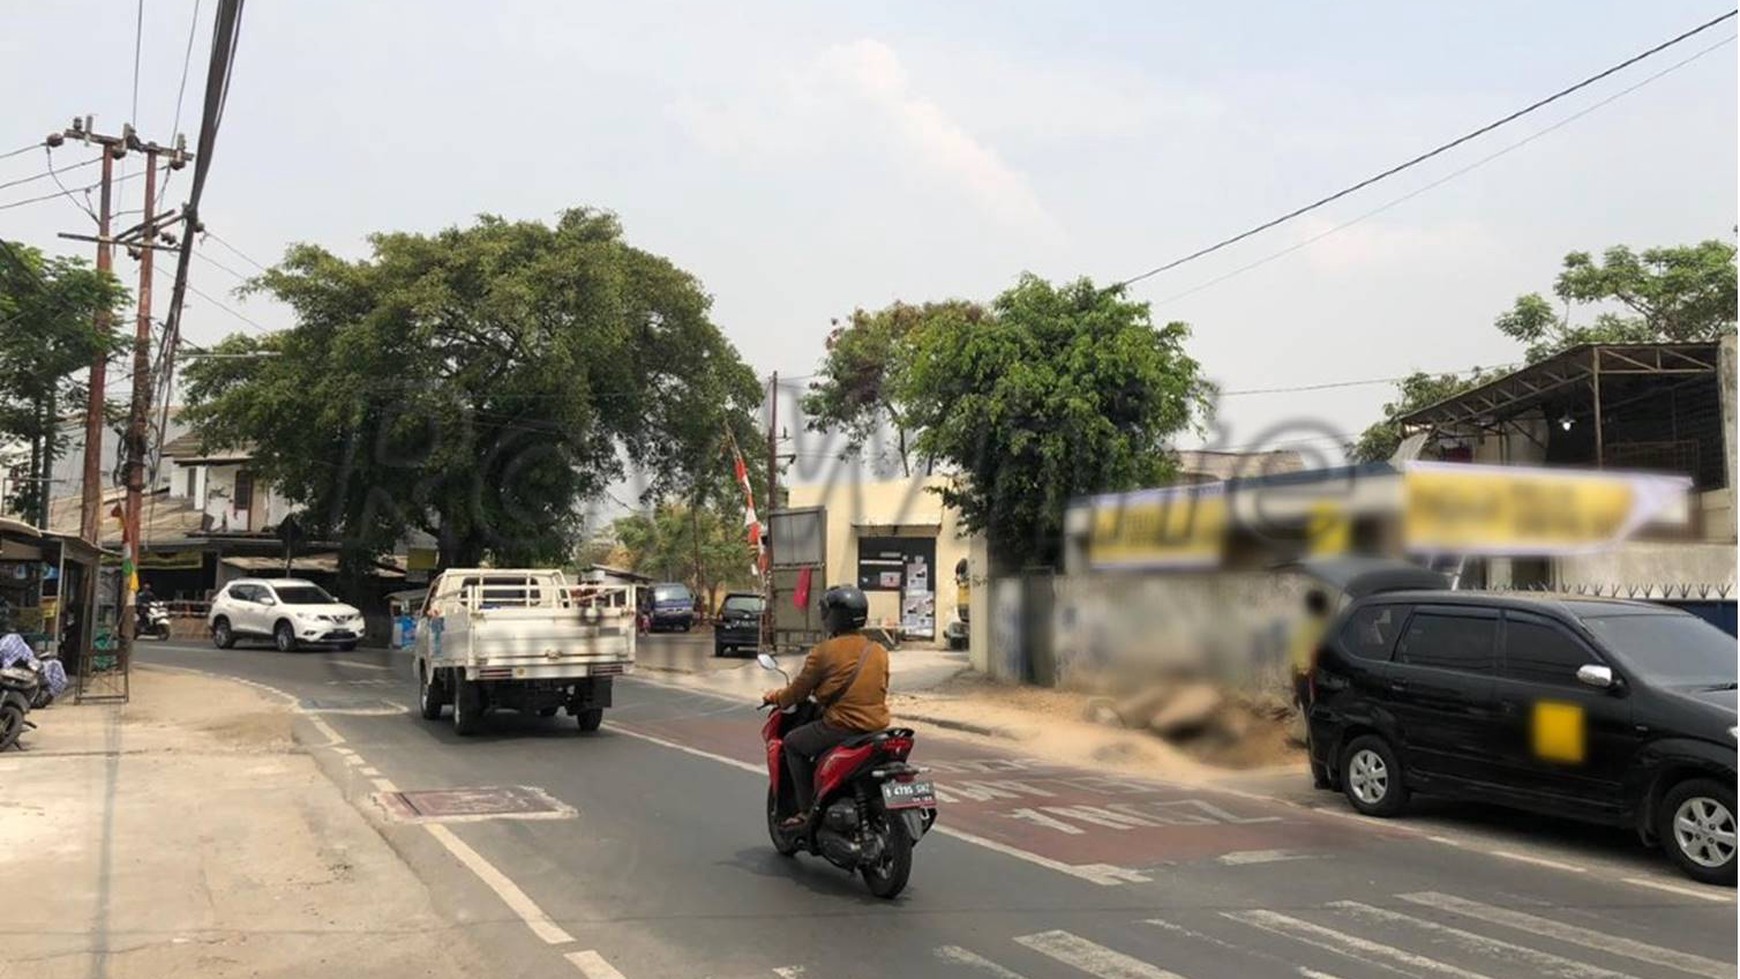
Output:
[412, 569, 635, 735]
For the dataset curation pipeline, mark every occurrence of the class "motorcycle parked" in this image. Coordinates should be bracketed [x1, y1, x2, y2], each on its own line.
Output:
[0, 659, 39, 751]
[756, 652, 938, 898]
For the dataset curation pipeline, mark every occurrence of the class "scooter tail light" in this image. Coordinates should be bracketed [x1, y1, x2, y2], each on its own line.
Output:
[883, 735, 914, 757]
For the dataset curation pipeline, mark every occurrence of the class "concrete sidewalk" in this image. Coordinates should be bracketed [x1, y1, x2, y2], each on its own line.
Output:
[0, 667, 492, 979]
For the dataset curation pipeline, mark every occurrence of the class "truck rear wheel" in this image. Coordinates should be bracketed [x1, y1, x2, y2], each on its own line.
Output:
[452, 676, 483, 736]
[417, 663, 444, 720]
[577, 708, 603, 733]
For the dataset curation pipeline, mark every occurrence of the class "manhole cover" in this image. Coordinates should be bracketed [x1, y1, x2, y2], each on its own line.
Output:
[377, 786, 575, 823]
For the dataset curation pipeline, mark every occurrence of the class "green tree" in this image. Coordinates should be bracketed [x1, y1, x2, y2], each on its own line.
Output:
[183, 210, 762, 578]
[800, 301, 984, 475]
[0, 242, 128, 520]
[1350, 370, 1487, 463]
[612, 502, 755, 609]
[1496, 240, 1737, 362]
[899, 274, 1212, 571]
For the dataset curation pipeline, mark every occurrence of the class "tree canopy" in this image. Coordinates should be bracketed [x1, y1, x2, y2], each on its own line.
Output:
[897, 274, 1212, 570]
[183, 210, 762, 573]
[0, 242, 128, 519]
[1353, 239, 1738, 462]
[800, 301, 982, 476]
[609, 502, 757, 609]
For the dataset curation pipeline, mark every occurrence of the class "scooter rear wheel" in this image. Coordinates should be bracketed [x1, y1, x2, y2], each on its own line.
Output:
[0, 703, 25, 752]
[766, 788, 799, 857]
[861, 817, 912, 899]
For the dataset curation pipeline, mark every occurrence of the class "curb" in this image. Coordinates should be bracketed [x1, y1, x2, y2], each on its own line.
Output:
[900, 711, 1017, 739]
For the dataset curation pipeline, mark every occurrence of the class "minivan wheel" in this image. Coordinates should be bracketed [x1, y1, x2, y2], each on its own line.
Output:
[1660, 778, 1737, 885]
[1341, 735, 1407, 817]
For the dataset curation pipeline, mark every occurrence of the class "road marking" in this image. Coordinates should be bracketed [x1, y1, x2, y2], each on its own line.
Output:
[330, 659, 393, 671]
[1218, 849, 1314, 865]
[1224, 909, 1492, 979]
[1329, 901, 1636, 979]
[425, 823, 574, 945]
[771, 968, 807, 978]
[565, 950, 626, 978]
[1487, 849, 1587, 873]
[1297, 970, 1345, 979]
[1398, 892, 1729, 979]
[1619, 876, 1735, 903]
[935, 946, 1030, 977]
[605, 721, 1150, 886]
[1146, 917, 1323, 974]
[1015, 930, 1185, 978]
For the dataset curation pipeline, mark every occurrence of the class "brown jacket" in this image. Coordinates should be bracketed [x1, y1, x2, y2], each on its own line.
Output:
[772, 633, 890, 732]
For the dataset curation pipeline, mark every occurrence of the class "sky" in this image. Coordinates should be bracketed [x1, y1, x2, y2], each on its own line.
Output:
[3, 1, 1735, 487]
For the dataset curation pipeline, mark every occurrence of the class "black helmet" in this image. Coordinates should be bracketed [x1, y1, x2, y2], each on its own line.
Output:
[819, 583, 869, 636]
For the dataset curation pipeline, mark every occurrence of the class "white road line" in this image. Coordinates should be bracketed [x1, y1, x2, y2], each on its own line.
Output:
[424, 823, 574, 945]
[771, 967, 807, 978]
[1398, 892, 1730, 979]
[330, 659, 394, 671]
[935, 946, 1031, 977]
[1145, 917, 1319, 974]
[565, 950, 627, 978]
[605, 722, 1150, 886]
[1224, 909, 1493, 979]
[1015, 930, 1185, 979]
[1329, 901, 1637, 979]
[1486, 850, 1587, 873]
[1297, 970, 1345, 979]
[1619, 877, 1735, 904]
[1218, 849, 1313, 865]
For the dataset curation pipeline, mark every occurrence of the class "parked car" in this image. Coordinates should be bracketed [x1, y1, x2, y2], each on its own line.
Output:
[208, 578, 365, 652]
[714, 592, 764, 657]
[1308, 588, 1737, 884]
[648, 582, 696, 632]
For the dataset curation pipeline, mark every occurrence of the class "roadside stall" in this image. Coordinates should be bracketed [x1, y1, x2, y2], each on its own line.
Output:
[0, 518, 122, 701]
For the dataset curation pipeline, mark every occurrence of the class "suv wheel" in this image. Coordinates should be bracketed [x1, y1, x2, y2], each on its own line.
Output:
[1661, 778, 1737, 885]
[212, 617, 235, 649]
[1341, 735, 1408, 817]
[273, 620, 297, 653]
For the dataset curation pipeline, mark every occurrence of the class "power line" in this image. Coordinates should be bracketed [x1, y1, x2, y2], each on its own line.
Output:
[1117, 10, 1739, 288]
[0, 154, 98, 192]
[44, 148, 100, 222]
[1152, 33, 1737, 310]
[0, 160, 162, 213]
[0, 142, 43, 162]
[192, 246, 249, 281]
[159, 0, 204, 210]
[187, 281, 273, 333]
[132, 0, 146, 126]
[203, 229, 269, 272]
[1218, 363, 1514, 397]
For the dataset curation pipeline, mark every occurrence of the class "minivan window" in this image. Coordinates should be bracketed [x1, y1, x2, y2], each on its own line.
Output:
[1339, 605, 1407, 660]
[721, 594, 764, 614]
[1580, 613, 1738, 687]
[653, 585, 692, 604]
[1503, 617, 1597, 686]
[1395, 612, 1496, 673]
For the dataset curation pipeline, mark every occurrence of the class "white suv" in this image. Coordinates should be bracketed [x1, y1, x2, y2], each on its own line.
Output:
[208, 578, 365, 652]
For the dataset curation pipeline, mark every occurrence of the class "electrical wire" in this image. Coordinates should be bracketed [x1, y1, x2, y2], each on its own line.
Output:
[158, 0, 204, 210]
[1151, 33, 1738, 310]
[1218, 362, 1515, 397]
[132, 0, 146, 126]
[203, 229, 269, 272]
[1116, 10, 1739, 288]
[44, 148, 100, 222]
[0, 160, 167, 213]
[0, 142, 43, 162]
[0, 155, 98, 192]
[192, 247, 250, 282]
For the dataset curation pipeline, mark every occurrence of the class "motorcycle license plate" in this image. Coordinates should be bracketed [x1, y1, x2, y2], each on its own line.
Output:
[880, 779, 936, 809]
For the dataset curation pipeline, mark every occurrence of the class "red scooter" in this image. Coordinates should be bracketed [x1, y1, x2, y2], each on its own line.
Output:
[756, 653, 938, 898]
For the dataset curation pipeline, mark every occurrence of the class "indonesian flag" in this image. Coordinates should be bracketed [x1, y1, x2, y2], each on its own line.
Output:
[733, 451, 766, 574]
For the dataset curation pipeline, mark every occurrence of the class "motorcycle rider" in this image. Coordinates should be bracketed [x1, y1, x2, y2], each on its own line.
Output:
[761, 584, 890, 829]
[135, 580, 157, 636]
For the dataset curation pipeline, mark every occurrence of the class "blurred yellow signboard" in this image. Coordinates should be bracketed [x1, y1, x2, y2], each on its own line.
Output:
[1403, 462, 1686, 555]
[1087, 487, 1228, 569]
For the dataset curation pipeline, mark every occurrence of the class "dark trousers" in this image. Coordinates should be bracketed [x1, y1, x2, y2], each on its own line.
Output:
[783, 719, 855, 813]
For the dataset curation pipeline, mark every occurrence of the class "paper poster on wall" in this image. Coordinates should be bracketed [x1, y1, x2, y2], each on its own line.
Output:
[878, 570, 901, 589]
[900, 589, 934, 638]
[905, 557, 928, 594]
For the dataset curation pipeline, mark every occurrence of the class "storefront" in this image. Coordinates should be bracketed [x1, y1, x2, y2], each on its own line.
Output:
[0, 518, 121, 698]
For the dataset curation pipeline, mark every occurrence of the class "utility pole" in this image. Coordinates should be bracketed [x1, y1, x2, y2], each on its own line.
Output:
[766, 372, 779, 521]
[53, 120, 189, 659]
[51, 118, 128, 546]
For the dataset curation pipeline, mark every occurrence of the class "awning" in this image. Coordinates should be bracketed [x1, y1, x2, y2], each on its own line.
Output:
[1285, 557, 1448, 598]
[220, 554, 406, 578]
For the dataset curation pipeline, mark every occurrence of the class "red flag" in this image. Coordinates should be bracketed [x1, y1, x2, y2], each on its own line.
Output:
[794, 565, 812, 609]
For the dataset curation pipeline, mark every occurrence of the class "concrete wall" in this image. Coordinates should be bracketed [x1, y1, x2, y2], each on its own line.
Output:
[1048, 570, 1311, 695]
[193, 463, 292, 533]
[1556, 542, 1737, 590]
[786, 475, 974, 639]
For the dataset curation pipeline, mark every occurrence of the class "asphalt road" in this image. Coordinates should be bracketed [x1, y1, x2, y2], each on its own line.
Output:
[139, 639, 1737, 979]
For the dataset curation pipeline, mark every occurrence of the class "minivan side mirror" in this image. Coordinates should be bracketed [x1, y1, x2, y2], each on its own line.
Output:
[1575, 664, 1615, 690]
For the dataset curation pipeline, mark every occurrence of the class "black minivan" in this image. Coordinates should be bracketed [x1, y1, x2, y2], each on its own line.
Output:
[1308, 590, 1737, 884]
